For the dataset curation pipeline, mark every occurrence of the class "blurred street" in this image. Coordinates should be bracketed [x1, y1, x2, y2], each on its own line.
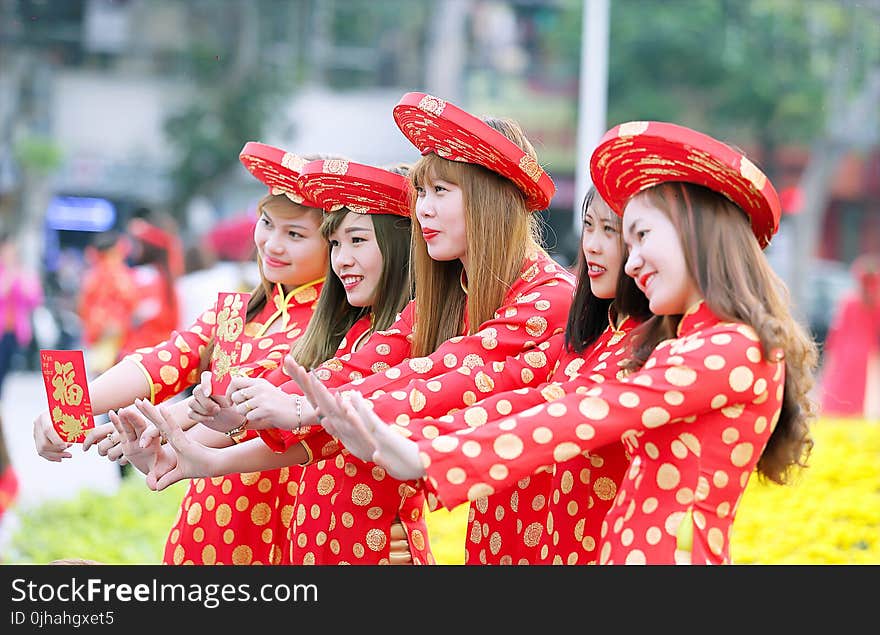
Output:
[0, 370, 120, 554]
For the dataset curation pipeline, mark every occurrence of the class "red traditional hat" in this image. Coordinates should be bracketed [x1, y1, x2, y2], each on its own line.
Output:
[589, 121, 781, 248]
[298, 159, 412, 217]
[238, 141, 318, 207]
[392, 92, 555, 212]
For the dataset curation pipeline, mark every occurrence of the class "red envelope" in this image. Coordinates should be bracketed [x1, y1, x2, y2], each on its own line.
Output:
[39, 349, 95, 443]
[210, 291, 251, 395]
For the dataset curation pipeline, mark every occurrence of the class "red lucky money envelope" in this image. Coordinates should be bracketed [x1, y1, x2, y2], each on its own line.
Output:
[210, 291, 251, 395]
[39, 349, 95, 443]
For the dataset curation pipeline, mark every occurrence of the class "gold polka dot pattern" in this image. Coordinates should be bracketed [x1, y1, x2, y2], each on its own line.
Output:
[419, 303, 784, 564]
[462, 316, 638, 564]
[265, 253, 575, 563]
[268, 252, 576, 466]
[159, 282, 322, 565]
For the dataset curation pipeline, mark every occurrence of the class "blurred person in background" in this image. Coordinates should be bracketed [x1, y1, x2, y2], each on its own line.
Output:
[120, 209, 183, 359]
[77, 230, 138, 375]
[176, 241, 253, 330]
[819, 253, 880, 419]
[0, 230, 43, 527]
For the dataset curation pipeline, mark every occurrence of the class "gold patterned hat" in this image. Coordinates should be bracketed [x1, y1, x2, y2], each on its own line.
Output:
[298, 159, 412, 217]
[239, 141, 319, 207]
[392, 91, 555, 212]
[589, 121, 781, 248]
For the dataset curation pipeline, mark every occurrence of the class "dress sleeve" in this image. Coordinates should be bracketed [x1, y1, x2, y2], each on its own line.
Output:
[419, 323, 782, 510]
[369, 332, 567, 430]
[255, 304, 415, 453]
[289, 266, 574, 461]
[123, 307, 215, 404]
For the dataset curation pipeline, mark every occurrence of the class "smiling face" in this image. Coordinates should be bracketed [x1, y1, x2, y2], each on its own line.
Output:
[253, 196, 327, 288]
[581, 198, 624, 301]
[328, 211, 385, 309]
[623, 194, 702, 315]
[413, 173, 468, 267]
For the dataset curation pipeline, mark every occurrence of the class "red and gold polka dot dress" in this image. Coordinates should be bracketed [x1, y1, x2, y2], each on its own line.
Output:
[279, 315, 434, 565]
[259, 251, 575, 456]
[410, 315, 639, 564]
[257, 251, 575, 563]
[416, 302, 785, 564]
[126, 280, 323, 565]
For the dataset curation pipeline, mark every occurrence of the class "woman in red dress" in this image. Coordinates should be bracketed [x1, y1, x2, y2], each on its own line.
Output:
[819, 254, 880, 418]
[319, 121, 819, 565]
[121, 159, 424, 565]
[34, 143, 328, 565]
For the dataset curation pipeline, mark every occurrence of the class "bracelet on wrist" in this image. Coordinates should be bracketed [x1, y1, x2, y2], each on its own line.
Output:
[225, 422, 248, 438]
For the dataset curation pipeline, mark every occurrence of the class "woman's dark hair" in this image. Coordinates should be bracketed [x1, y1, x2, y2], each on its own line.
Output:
[565, 186, 651, 354]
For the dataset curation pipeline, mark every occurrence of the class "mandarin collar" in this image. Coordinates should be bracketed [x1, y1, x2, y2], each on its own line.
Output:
[255, 277, 324, 337]
[675, 300, 717, 337]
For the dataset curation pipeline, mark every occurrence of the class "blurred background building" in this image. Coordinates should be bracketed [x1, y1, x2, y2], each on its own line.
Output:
[0, 0, 878, 363]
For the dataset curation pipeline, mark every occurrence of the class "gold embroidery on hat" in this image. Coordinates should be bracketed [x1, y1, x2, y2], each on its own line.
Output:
[618, 121, 649, 137]
[281, 153, 306, 173]
[324, 159, 349, 175]
[519, 155, 542, 182]
[347, 204, 370, 215]
[418, 94, 446, 116]
[739, 156, 767, 190]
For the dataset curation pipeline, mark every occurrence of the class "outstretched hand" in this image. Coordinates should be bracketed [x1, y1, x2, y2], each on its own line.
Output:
[108, 406, 175, 480]
[133, 397, 214, 491]
[186, 370, 245, 434]
[227, 374, 304, 431]
[33, 409, 72, 462]
[283, 359, 376, 458]
[345, 392, 425, 481]
[82, 421, 129, 465]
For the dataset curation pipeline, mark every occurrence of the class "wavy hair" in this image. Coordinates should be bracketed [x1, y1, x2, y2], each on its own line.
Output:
[622, 182, 817, 484]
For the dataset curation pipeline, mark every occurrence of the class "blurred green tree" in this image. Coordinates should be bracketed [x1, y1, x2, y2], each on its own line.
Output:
[163, 0, 305, 218]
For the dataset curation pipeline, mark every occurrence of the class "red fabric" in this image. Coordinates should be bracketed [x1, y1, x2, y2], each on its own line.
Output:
[258, 250, 576, 456]
[283, 314, 434, 565]
[239, 141, 317, 206]
[203, 214, 257, 262]
[126, 281, 324, 565]
[418, 302, 785, 564]
[257, 251, 575, 562]
[77, 256, 138, 347]
[118, 265, 180, 359]
[0, 464, 18, 524]
[393, 92, 555, 211]
[384, 315, 638, 564]
[820, 291, 880, 416]
[299, 159, 412, 217]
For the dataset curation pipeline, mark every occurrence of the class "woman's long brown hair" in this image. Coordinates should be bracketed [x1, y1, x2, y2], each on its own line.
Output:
[407, 117, 546, 357]
[621, 182, 817, 485]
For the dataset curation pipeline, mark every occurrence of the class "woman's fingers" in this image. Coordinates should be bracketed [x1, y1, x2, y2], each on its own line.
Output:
[82, 421, 115, 453]
[134, 398, 176, 448]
